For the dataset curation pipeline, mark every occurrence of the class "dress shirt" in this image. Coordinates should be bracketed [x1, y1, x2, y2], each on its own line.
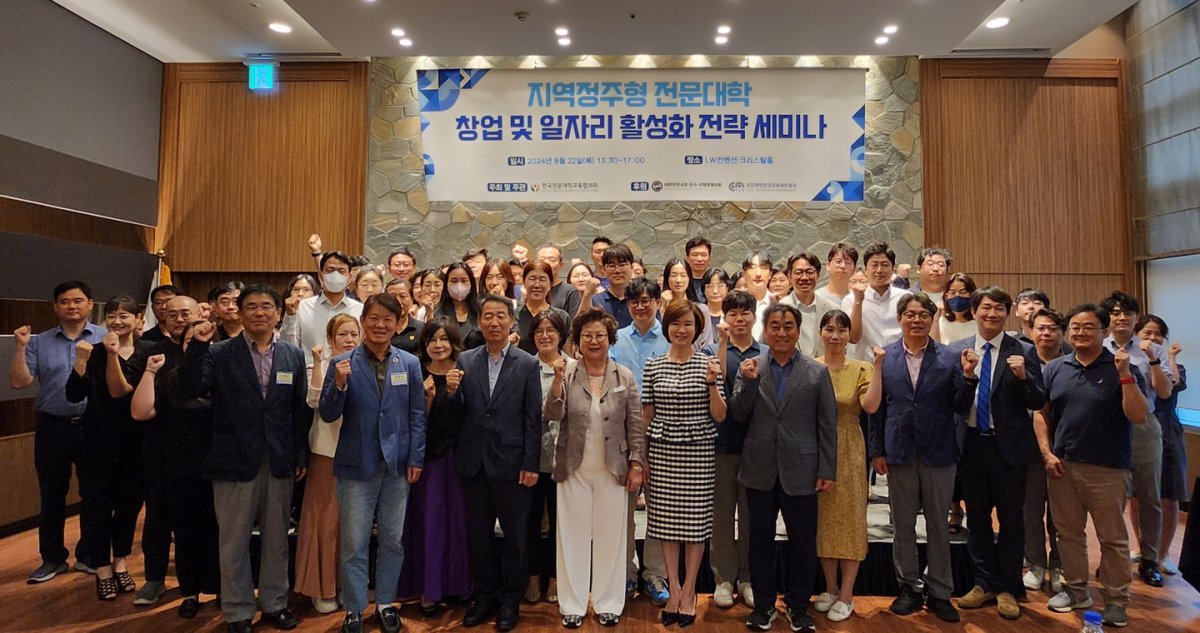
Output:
[780, 291, 840, 357]
[966, 331, 1005, 428]
[245, 334, 276, 398]
[751, 294, 773, 341]
[281, 292, 364, 366]
[815, 285, 846, 307]
[24, 322, 108, 417]
[487, 343, 511, 397]
[610, 321, 670, 389]
[769, 353, 797, 404]
[901, 338, 928, 386]
[841, 285, 904, 361]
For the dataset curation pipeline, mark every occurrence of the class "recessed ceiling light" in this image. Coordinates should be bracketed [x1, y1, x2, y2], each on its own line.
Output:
[557, 37, 571, 46]
[268, 22, 292, 34]
[555, 27, 569, 36]
[391, 28, 405, 37]
[883, 25, 898, 34]
[717, 25, 731, 34]
[714, 35, 729, 44]
[399, 38, 413, 47]
[874, 36, 889, 45]
[986, 17, 1010, 29]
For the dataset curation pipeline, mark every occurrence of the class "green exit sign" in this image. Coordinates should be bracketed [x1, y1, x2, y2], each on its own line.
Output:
[248, 63, 276, 90]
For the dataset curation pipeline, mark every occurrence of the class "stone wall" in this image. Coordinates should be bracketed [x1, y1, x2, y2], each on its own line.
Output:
[366, 55, 922, 275]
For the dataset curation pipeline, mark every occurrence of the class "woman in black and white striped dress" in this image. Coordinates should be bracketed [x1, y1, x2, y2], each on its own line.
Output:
[642, 301, 727, 627]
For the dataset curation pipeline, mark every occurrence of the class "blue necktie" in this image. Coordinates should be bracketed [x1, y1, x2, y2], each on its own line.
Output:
[976, 342, 993, 433]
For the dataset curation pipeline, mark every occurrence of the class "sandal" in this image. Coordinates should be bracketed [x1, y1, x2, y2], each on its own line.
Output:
[115, 571, 136, 594]
[96, 575, 118, 601]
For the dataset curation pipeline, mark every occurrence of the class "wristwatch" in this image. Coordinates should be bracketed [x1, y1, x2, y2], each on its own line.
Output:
[630, 462, 643, 471]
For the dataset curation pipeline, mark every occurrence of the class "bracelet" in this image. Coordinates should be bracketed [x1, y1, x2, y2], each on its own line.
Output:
[706, 381, 717, 386]
[1149, 359, 1161, 366]
[1119, 376, 1135, 385]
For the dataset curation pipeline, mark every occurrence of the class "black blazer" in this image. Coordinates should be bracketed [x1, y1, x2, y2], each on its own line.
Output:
[183, 334, 310, 482]
[452, 344, 542, 481]
[950, 334, 1047, 466]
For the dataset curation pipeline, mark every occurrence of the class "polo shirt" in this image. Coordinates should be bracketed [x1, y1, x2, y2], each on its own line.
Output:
[1044, 347, 1143, 470]
[591, 289, 632, 329]
[24, 322, 108, 417]
[391, 318, 424, 356]
[702, 338, 762, 455]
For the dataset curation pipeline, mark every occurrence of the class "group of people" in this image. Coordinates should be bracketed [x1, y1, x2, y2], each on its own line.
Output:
[8, 233, 1188, 633]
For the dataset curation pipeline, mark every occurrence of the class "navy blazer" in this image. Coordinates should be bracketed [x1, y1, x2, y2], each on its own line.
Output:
[183, 334, 309, 482]
[452, 344, 542, 481]
[319, 345, 427, 481]
[948, 334, 1047, 466]
[869, 338, 971, 467]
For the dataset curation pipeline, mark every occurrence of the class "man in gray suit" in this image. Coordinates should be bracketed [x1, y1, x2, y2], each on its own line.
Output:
[731, 304, 838, 632]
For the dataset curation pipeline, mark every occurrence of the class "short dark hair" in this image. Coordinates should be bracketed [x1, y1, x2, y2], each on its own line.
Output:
[349, 254, 372, 268]
[571, 309, 618, 348]
[827, 242, 859, 266]
[1032, 307, 1067, 331]
[319, 251, 352, 270]
[417, 317, 464, 365]
[742, 250, 773, 270]
[363, 292, 404, 320]
[1016, 288, 1051, 309]
[944, 273, 978, 322]
[601, 243, 634, 266]
[523, 261, 557, 283]
[592, 236, 613, 247]
[384, 277, 413, 297]
[463, 248, 488, 262]
[917, 246, 953, 268]
[388, 247, 417, 267]
[150, 284, 182, 301]
[285, 275, 317, 299]
[787, 252, 822, 275]
[479, 293, 515, 318]
[1099, 291, 1140, 315]
[237, 283, 282, 310]
[1134, 314, 1169, 338]
[970, 285, 1013, 313]
[1066, 303, 1110, 329]
[896, 292, 938, 318]
[104, 295, 141, 315]
[762, 303, 802, 329]
[685, 237, 712, 256]
[662, 300, 704, 343]
[819, 308, 852, 330]
[625, 277, 662, 302]
[53, 280, 93, 301]
[213, 280, 245, 301]
[722, 290, 757, 315]
[702, 268, 730, 294]
[529, 309, 569, 350]
[863, 242, 896, 266]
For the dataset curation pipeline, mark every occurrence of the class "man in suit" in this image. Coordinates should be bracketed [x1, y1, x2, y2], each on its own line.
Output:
[730, 304, 838, 633]
[183, 284, 309, 633]
[949, 286, 1047, 620]
[319, 293, 426, 633]
[869, 292, 972, 623]
[452, 294, 543, 632]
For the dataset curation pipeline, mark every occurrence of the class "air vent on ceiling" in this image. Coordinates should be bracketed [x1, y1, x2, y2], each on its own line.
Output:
[950, 48, 1052, 57]
[244, 52, 354, 62]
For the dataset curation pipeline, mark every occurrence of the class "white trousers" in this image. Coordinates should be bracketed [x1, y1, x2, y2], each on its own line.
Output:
[556, 467, 630, 617]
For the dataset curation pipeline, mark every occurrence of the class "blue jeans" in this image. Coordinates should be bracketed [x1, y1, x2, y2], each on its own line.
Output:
[337, 469, 411, 613]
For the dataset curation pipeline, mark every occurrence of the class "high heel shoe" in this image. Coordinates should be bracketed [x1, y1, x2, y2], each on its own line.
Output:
[677, 613, 696, 628]
[96, 575, 118, 601]
[114, 570, 136, 594]
[661, 610, 678, 626]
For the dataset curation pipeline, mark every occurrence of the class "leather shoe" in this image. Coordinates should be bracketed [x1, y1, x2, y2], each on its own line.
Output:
[178, 596, 201, 619]
[1139, 560, 1164, 587]
[378, 606, 402, 633]
[926, 597, 960, 623]
[227, 621, 253, 633]
[889, 587, 923, 615]
[496, 602, 520, 632]
[463, 598, 497, 628]
[263, 608, 299, 630]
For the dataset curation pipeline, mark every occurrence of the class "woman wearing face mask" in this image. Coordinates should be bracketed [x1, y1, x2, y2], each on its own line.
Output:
[661, 258, 715, 352]
[433, 262, 484, 349]
[399, 318, 472, 615]
[66, 296, 150, 601]
[517, 262, 573, 356]
[937, 272, 978, 345]
[295, 314, 361, 614]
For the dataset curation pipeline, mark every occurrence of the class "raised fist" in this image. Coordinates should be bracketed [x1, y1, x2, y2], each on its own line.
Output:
[1114, 348, 1131, 376]
[75, 339, 94, 364]
[740, 357, 760, 380]
[871, 345, 886, 364]
[446, 368, 464, 394]
[308, 233, 323, 254]
[706, 357, 721, 383]
[850, 277, 868, 301]
[145, 354, 166, 373]
[716, 321, 731, 344]
[192, 321, 216, 343]
[13, 325, 32, 346]
[552, 355, 567, 381]
[424, 375, 436, 400]
[285, 294, 301, 316]
[311, 345, 324, 364]
[1168, 342, 1182, 358]
[896, 263, 912, 279]
[103, 331, 120, 354]
[961, 348, 980, 376]
[334, 359, 352, 388]
[1006, 354, 1027, 380]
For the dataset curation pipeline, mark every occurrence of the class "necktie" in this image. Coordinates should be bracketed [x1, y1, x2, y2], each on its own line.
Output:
[976, 342, 993, 433]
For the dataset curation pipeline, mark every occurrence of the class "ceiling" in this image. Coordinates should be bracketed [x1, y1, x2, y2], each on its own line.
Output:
[55, 0, 1137, 62]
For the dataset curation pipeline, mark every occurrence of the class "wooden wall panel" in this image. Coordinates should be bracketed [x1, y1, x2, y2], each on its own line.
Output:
[923, 58, 1136, 309]
[157, 62, 368, 273]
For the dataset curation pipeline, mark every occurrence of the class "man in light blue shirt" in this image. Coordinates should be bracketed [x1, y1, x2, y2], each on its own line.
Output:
[610, 277, 669, 389]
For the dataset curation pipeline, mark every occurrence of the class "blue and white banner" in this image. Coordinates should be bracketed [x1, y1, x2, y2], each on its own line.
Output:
[417, 68, 866, 202]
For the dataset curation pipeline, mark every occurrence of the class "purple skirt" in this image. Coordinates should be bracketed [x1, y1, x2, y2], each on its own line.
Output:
[398, 450, 473, 602]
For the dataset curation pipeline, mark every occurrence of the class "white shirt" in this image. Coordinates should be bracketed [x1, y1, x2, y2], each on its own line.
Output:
[939, 316, 979, 346]
[841, 285, 904, 361]
[281, 292, 364, 366]
[306, 359, 342, 457]
[780, 291, 841, 357]
[815, 285, 847, 307]
[966, 331, 1005, 428]
[751, 295, 773, 341]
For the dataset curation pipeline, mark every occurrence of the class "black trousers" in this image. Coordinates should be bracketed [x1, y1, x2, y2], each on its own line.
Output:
[163, 474, 221, 596]
[526, 473, 557, 579]
[78, 425, 144, 569]
[960, 431, 1028, 597]
[33, 414, 87, 565]
[140, 447, 172, 582]
[747, 480, 818, 613]
[463, 473, 532, 605]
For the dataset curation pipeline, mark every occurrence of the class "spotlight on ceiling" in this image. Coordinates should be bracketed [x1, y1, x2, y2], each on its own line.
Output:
[883, 25, 898, 35]
[875, 36, 889, 45]
[558, 37, 571, 46]
[717, 25, 732, 34]
[555, 27, 569, 36]
[399, 38, 413, 47]
[715, 35, 729, 45]
[986, 17, 1010, 29]
[268, 22, 292, 34]
[391, 28, 405, 37]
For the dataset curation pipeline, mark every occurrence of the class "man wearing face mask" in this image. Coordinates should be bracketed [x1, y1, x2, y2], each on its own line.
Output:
[283, 251, 365, 366]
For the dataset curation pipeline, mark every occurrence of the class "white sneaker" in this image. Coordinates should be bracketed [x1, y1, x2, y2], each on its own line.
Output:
[827, 600, 854, 622]
[714, 581, 735, 608]
[1047, 590, 1092, 613]
[312, 597, 338, 614]
[813, 592, 836, 613]
[1049, 568, 1064, 594]
[738, 581, 755, 609]
[1023, 566, 1045, 592]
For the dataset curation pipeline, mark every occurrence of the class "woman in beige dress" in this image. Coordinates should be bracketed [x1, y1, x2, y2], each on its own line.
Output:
[813, 309, 882, 622]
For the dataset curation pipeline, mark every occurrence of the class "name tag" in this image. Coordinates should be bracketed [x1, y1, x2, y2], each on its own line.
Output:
[390, 372, 407, 386]
[276, 371, 294, 385]
[613, 385, 626, 393]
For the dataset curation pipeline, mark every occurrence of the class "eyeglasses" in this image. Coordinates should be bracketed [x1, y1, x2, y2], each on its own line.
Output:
[628, 298, 654, 307]
[901, 311, 932, 322]
[604, 262, 631, 271]
[242, 304, 278, 314]
[1068, 324, 1101, 333]
[579, 333, 608, 343]
[1033, 325, 1061, 333]
[791, 268, 819, 278]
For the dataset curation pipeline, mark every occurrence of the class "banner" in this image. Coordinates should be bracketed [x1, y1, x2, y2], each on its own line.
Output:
[417, 67, 866, 202]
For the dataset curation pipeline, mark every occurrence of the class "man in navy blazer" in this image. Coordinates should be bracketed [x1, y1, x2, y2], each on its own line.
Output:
[319, 293, 426, 633]
[452, 294, 542, 632]
[182, 284, 308, 633]
[949, 286, 1046, 620]
[868, 292, 971, 623]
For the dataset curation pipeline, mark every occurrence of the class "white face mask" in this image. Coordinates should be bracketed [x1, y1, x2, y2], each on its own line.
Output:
[447, 283, 471, 302]
[323, 271, 349, 294]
